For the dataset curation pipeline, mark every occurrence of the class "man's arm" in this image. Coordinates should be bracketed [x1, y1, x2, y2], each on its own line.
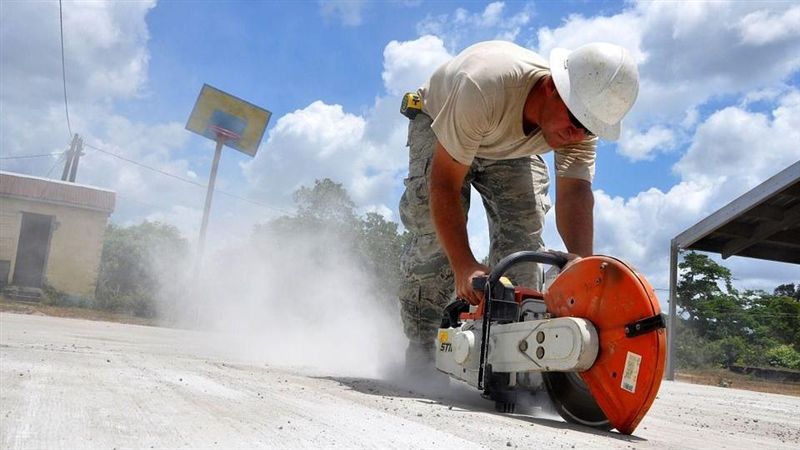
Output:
[429, 142, 488, 305]
[555, 176, 594, 257]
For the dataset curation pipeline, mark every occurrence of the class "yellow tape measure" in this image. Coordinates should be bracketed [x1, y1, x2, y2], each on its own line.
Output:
[400, 92, 423, 119]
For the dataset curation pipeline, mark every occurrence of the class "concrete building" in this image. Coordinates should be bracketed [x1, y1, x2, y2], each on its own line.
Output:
[0, 171, 116, 298]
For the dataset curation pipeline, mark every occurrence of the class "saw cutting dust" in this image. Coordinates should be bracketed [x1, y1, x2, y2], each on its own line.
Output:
[186, 229, 409, 379]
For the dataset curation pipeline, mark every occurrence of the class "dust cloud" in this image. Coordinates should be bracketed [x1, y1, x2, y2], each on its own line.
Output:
[175, 228, 407, 380]
[155, 227, 559, 414]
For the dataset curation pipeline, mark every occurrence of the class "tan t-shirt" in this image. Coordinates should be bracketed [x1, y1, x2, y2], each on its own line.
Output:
[419, 40, 597, 181]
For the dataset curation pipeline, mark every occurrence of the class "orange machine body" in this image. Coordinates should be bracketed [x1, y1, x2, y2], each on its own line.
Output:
[544, 256, 666, 434]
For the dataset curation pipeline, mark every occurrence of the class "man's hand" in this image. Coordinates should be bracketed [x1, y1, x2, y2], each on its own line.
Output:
[455, 263, 491, 305]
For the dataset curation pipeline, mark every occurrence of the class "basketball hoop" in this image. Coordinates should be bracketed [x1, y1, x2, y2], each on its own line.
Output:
[207, 125, 241, 142]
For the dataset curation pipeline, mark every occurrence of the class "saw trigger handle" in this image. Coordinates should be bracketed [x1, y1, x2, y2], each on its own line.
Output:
[471, 276, 487, 292]
[440, 299, 471, 329]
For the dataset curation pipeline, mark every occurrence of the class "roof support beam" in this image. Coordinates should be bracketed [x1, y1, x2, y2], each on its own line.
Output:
[721, 202, 800, 258]
[750, 204, 788, 222]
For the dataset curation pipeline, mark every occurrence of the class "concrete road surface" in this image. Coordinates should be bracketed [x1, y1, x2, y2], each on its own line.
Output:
[1, 312, 798, 449]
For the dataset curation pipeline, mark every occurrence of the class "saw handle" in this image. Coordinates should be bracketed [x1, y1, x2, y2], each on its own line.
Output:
[472, 251, 569, 292]
[470, 251, 569, 293]
[475, 251, 568, 392]
[488, 250, 568, 284]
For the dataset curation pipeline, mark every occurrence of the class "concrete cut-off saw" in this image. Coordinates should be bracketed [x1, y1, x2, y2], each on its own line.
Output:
[435, 251, 666, 435]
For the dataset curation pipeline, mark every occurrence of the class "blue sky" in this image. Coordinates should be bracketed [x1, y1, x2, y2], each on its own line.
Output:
[138, 1, 679, 196]
[1, 0, 798, 292]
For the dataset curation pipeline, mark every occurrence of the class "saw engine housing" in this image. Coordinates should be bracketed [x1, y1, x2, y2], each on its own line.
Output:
[435, 252, 666, 434]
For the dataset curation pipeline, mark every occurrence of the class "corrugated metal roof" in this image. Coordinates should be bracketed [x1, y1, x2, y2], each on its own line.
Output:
[0, 171, 116, 213]
[672, 160, 800, 264]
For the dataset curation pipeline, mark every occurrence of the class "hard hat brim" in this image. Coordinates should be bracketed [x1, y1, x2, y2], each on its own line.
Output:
[549, 47, 621, 141]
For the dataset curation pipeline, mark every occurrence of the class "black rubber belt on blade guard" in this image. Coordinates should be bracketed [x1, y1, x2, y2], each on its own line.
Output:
[624, 313, 666, 338]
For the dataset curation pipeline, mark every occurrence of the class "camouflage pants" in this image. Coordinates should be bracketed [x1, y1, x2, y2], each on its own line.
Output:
[398, 113, 551, 346]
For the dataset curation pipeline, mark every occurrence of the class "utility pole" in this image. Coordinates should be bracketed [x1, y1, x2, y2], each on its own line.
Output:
[61, 134, 79, 181]
[67, 135, 84, 182]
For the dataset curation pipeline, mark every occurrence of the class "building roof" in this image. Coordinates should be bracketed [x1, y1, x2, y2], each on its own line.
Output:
[0, 171, 116, 213]
[672, 161, 800, 264]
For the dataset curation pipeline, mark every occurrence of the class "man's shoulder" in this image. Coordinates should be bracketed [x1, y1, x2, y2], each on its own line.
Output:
[453, 41, 549, 84]
[459, 41, 546, 64]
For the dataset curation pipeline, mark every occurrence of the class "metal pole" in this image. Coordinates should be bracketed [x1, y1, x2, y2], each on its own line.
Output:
[68, 135, 84, 182]
[61, 134, 78, 181]
[196, 136, 224, 265]
[666, 242, 678, 380]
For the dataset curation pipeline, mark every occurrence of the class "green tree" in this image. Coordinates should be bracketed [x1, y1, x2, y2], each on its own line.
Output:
[358, 212, 409, 295]
[253, 178, 408, 302]
[294, 178, 358, 229]
[95, 221, 189, 317]
[773, 283, 800, 300]
[746, 286, 800, 349]
[260, 179, 360, 242]
[676, 252, 799, 370]
[765, 344, 800, 370]
[677, 252, 749, 341]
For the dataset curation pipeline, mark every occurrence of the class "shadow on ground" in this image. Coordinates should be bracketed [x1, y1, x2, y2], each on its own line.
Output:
[317, 375, 647, 444]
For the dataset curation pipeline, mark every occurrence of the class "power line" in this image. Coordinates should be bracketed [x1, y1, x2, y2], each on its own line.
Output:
[31, 152, 71, 201]
[44, 151, 68, 178]
[83, 143, 290, 214]
[58, 0, 72, 138]
[53, 3, 283, 216]
[85, 143, 206, 188]
[0, 152, 65, 160]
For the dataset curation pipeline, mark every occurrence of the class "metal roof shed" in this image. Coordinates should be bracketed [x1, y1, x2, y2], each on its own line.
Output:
[665, 160, 800, 380]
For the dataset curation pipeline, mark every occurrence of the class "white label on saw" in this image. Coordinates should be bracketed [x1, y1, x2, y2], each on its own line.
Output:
[621, 352, 642, 393]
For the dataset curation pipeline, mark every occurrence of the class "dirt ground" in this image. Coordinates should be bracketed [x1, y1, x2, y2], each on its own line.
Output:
[4, 298, 797, 396]
[677, 368, 800, 397]
[2, 312, 799, 449]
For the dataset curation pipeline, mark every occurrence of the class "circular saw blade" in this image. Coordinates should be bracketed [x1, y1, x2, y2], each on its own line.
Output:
[543, 371, 611, 430]
[544, 256, 666, 435]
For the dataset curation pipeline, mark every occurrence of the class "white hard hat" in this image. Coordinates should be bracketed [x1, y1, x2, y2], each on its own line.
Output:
[549, 43, 639, 141]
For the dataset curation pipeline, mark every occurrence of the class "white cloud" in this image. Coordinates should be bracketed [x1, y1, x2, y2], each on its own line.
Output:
[618, 126, 675, 161]
[242, 100, 405, 219]
[534, 11, 644, 64]
[588, 92, 800, 292]
[674, 89, 800, 187]
[319, 0, 367, 26]
[740, 87, 785, 107]
[1, 1, 156, 172]
[243, 35, 457, 222]
[737, 5, 800, 45]
[417, 2, 534, 50]
[0, 0, 214, 238]
[381, 35, 452, 95]
[533, 1, 800, 160]
[0, 0, 153, 107]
